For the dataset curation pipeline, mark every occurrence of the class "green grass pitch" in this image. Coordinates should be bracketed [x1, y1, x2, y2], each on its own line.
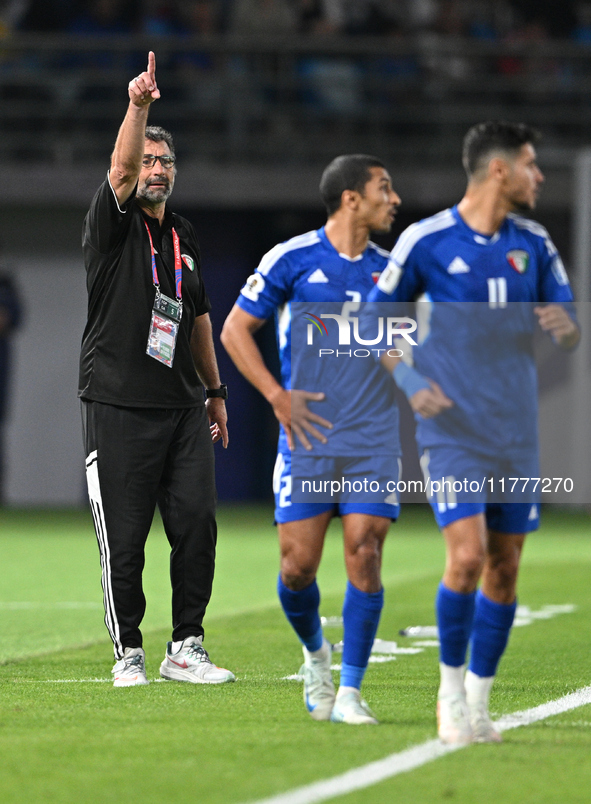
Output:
[0, 505, 590, 804]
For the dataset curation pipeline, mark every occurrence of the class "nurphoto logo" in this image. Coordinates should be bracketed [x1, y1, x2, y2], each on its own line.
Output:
[304, 312, 417, 343]
[302, 312, 418, 358]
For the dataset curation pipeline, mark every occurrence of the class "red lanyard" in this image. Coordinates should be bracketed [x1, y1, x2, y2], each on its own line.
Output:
[144, 220, 183, 301]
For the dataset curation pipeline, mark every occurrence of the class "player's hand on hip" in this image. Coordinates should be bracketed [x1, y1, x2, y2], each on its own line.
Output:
[534, 304, 579, 349]
[410, 380, 453, 419]
[269, 387, 333, 451]
[206, 398, 229, 448]
[128, 51, 160, 107]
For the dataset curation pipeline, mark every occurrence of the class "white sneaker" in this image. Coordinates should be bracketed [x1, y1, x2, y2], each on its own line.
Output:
[330, 690, 378, 725]
[464, 670, 502, 743]
[437, 693, 473, 745]
[300, 639, 335, 721]
[159, 636, 235, 684]
[469, 702, 502, 743]
[112, 647, 149, 687]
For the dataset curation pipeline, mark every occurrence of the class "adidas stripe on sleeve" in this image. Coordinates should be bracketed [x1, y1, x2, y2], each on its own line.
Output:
[236, 231, 320, 320]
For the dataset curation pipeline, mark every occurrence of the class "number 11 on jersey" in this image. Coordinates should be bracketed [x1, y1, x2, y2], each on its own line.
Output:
[487, 277, 507, 308]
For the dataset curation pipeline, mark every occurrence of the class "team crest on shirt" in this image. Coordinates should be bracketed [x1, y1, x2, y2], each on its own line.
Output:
[507, 249, 529, 274]
[371, 271, 381, 283]
[182, 254, 195, 271]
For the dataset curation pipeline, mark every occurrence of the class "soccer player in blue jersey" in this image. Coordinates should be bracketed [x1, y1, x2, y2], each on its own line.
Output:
[368, 122, 579, 744]
[221, 155, 401, 724]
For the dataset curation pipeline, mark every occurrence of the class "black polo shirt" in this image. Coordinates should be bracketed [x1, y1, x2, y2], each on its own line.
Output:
[79, 173, 211, 408]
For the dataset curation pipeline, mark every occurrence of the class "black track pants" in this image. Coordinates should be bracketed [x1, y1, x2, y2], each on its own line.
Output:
[81, 400, 217, 659]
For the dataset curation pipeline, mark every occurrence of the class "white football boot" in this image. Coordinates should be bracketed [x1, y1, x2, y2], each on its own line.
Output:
[465, 671, 502, 743]
[300, 638, 336, 720]
[112, 647, 149, 687]
[330, 689, 378, 725]
[159, 636, 235, 684]
[437, 693, 473, 745]
[468, 702, 502, 743]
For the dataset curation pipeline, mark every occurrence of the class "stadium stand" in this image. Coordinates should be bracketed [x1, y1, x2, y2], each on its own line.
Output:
[0, 0, 588, 173]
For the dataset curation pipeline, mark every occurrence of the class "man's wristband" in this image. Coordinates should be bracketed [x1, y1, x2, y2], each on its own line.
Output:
[205, 384, 228, 399]
[392, 363, 430, 400]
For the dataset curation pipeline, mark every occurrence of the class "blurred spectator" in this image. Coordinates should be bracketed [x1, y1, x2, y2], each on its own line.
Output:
[435, 0, 467, 36]
[365, 22, 421, 110]
[0, 0, 29, 33]
[175, 0, 221, 35]
[16, 0, 79, 31]
[340, 1, 401, 35]
[298, 0, 342, 34]
[467, 1, 500, 40]
[3, 0, 583, 40]
[509, 0, 576, 38]
[138, 0, 223, 37]
[297, 1, 408, 36]
[295, 1, 358, 111]
[497, 11, 572, 93]
[68, 0, 138, 36]
[573, 2, 591, 43]
[0, 269, 22, 504]
[66, 0, 140, 73]
[486, 1, 518, 39]
[421, 0, 472, 83]
[404, 0, 438, 30]
[298, 56, 361, 111]
[173, 0, 223, 109]
[229, 0, 298, 35]
[141, 0, 180, 36]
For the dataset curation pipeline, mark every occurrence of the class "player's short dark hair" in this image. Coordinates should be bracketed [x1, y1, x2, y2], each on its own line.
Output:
[462, 121, 540, 179]
[145, 125, 176, 158]
[320, 154, 385, 216]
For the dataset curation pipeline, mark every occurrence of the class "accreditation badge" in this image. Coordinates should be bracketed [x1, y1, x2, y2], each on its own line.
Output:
[146, 291, 183, 368]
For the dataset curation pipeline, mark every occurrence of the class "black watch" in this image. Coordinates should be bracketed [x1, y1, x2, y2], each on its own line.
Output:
[206, 384, 228, 400]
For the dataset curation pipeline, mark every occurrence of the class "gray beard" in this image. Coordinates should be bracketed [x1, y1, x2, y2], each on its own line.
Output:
[138, 183, 173, 205]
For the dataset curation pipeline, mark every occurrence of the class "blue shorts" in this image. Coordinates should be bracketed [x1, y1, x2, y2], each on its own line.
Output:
[421, 446, 540, 533]
[274, 450, 400, 524]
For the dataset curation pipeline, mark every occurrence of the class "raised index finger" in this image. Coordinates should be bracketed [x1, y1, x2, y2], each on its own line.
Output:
[147, 51, 156, 82]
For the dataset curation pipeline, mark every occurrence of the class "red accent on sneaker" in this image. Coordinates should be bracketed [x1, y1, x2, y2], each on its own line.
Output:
[168, 657, 189, 669]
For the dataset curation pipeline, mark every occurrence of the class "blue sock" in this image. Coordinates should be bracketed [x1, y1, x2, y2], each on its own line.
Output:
[436, 582, 476, 667]
[277, 575, 323, 653]
[341, 582, 384, 689]
[468, 590, 517, 677]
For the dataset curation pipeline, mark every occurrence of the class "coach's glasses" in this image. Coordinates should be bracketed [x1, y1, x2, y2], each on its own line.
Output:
[142, 154, 176, 169]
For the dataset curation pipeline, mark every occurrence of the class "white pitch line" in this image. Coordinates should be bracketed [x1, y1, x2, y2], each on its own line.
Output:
[14, 678, 168, 684]
[14, 678, 112, 683]
[245, 685, 591, 804]
[0, 602, 102, 610]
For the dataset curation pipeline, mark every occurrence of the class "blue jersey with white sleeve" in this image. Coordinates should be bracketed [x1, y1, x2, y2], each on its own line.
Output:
[368, 205, 575, 456]
[236, 226, 399, 457]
